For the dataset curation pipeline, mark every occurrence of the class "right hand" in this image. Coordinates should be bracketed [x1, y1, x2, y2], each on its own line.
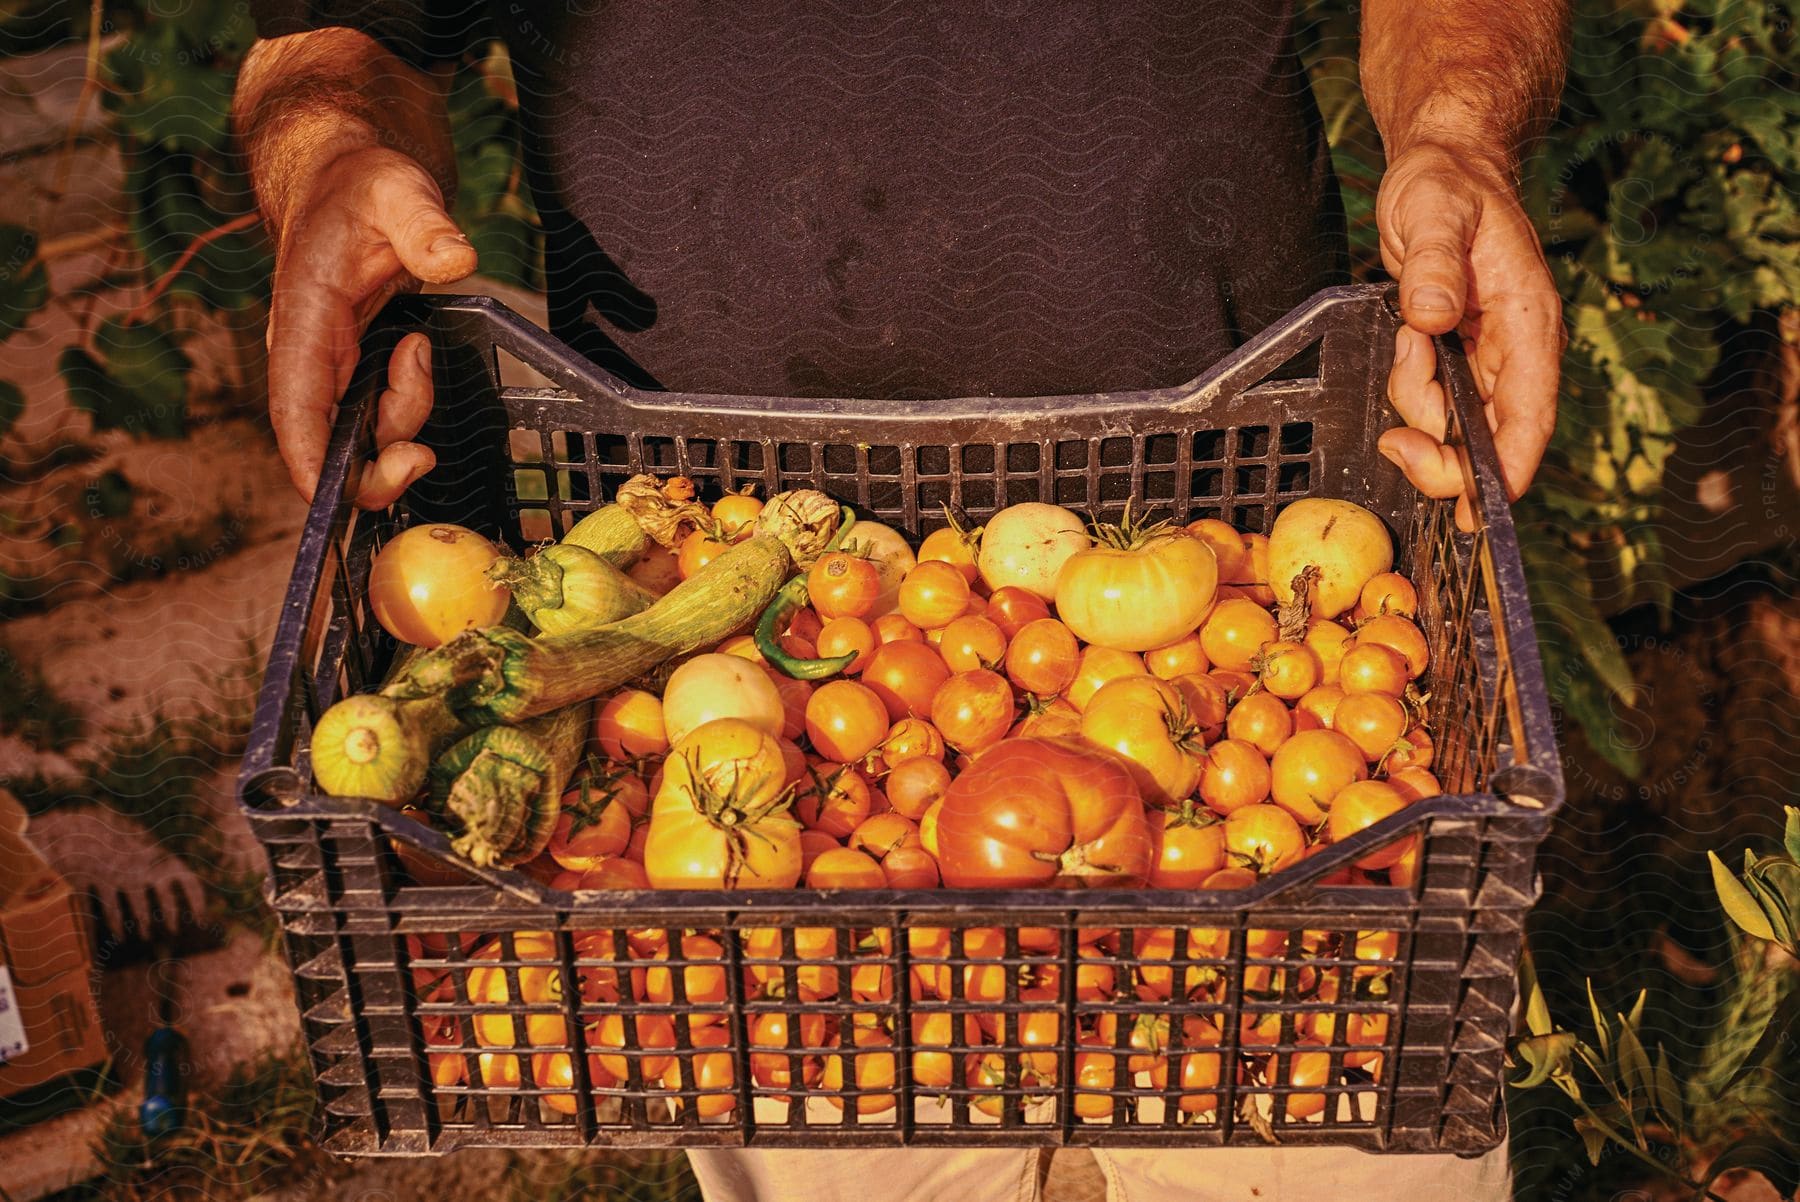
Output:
[267, 145, 478, 507]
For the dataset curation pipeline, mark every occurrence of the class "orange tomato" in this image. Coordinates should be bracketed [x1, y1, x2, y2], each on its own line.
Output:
[807, 846, 889, 888]
[1169, 672, 1230, 741]
[592, 1013, 678, 1083]
[677, 528, 730, 579]
[1276, 1046, 1334, 1120]
[1387, 766, 1441, 801]
[1338, 643, 1409, 697]
[821, 1029, 897, 1114]
[1197, 739, 1272, 814]
[899, 561, 973, 630]
[1387, 727, 1436, 771]
[1012, 694, 1084, 740]
[795, 763, 874, 837]
[1185, 518, 1249, 583]
[984, 586, 1053, 639]
[797, 828, 840, 874]
[640, 933, 729, 1020]
[872, 613, 925, 645]
[1079, 675, 1207, 806]
[808, 552, 882, 620]
[1357, 572, 1418, 620]
[1303, 620, 1354, 681]
[750, 1010, 827, 1093]
[1353, 615, 1430, 679]
[661, 1025, 737, 1118]
[1150, 806, 1227, 888]
[861, 640, 951, 721]
[912, 1010, 980, 1089]
[712, 489, 764, 537]
[815, 617, 876, 674]
[1269, 729, 1368, 824]
[1225, 691, 1293, 758]
[1200, 598, 1277, 673]
[548, 773, 640, 871]
[1145, 631, 1210, 679]
[1325, 780, 1414, 870]
[1333, 692, 1408, 762]
[938, 615, 1008, 673]
[918, 523, 981, 583]
[880, 716, 945, 766]
[595, 689, 669, 760]
[1294, 684, 1346, 731]
[1067, 645, 1147, 710]
[1255, 640, 1321, 701]
[805, 681, 891, 762]
[743, 925, 839, 1000]
[930, 669, 1016, 753]
[1004, 618, 1081, 696]
[885, 756, 951, 820]
[1223, 804, 1306, 873]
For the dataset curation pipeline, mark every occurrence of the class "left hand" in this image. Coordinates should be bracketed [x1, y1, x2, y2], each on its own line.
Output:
[1375, 140, 1565, 529]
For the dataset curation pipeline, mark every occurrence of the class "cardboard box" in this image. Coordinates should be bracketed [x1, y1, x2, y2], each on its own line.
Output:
[0, 791, 109, 1101]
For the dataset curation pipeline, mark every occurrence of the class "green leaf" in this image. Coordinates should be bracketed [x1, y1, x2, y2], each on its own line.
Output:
[0, 223, 49, 337]
[1586, 978, 1614, 1064]
[58, 319, 190, 440]
[1710, 849, 1776, 941]
[0, 379, 22, 438]
[1571, 1115, 1609, 1166]
[1743, 870, 1795, 947]
[1651, 1046, 1683, 1126]
[1784, 806, 1800, 865]
[1614, 1017, 1653, 1111]
[1522, 958, 1553, 1038]
[1716, 988, 1800, 1099]
[1511, 1031, 1579, 1090]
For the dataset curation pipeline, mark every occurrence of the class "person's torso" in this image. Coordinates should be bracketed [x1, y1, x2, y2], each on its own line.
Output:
[501, 0, 1343, 399]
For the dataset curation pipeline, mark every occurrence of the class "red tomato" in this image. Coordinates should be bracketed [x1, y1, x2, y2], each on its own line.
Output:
[984, 586, 1053, 639]
[1004, 618, 1081, 696]
[861, 640, 952, 722]
[930, 669, 1017, 754]
[935, 738, 1153, 887]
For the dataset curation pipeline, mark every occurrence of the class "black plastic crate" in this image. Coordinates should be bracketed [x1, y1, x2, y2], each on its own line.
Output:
[238, 283, 1562, 1158]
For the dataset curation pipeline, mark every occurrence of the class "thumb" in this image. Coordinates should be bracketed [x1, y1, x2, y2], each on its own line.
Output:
[1391, 175, 1478, 336]
[367, 163, 479, 285]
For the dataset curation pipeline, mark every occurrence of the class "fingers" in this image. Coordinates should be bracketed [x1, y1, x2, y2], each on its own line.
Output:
[1485, 324, 1561, 501]
[1380, 157, 1481, 336]
[368, 164, 479, 285]
[354, 441, 437, 510]
[266, 272, 361, 503]
[375, 333, 435, 448]
[1386, 326, 1447, 440]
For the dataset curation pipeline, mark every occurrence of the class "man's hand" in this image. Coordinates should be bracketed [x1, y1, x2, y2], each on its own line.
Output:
[1375, 143, 1563, 529]
[268, 146, 477, 506]
[235, 28, 471, 507]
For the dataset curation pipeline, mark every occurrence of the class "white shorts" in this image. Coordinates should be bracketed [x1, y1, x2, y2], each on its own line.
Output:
[686, 1142, 1510, 1202]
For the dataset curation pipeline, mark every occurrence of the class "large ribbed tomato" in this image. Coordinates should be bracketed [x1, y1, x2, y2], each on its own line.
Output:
[935, 738, 1153, 887]
[1055, 522, 1218, 652]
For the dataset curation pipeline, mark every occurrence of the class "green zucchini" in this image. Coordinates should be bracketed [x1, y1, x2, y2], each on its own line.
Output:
[426, 700, 590, 867]
[488, 543, 658, 634]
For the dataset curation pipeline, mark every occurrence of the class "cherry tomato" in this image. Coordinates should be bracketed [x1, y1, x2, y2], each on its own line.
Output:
[595, 689, 669, 760]
[805, 681, 891, 762]
[1333, 691, 1408, 762]
[1358, 572, 1418, 620]
[1223, 804, 1305, 873]
[1004, 618, 1081, 696]
[928, 665, 1015, 752]
[816, 617, 876, 673]
[984, 586, 1053, 638]
[1067, 645, 1147, 711]
[1145, 631, 1210, 679]
[1294, 684, 1346, 731]
[677, 528, 729, 579]
[872, 613, 925, 645]
[1169, 673, 1230, 741]
[1269, 729, 1368, 825]
[918, 523, 981, 583]
[712, 489, 764, 538]
[1387, 766, 1441, 802]
[1338, 643, 1409, 697]
[938, 615, 1008, 673]
[1226, 691, 1293, 758]
[1197, 739, 1271, 814]
[899, 561, 973, 630]
[1326, 779, 1414, 869]
[1255, 640, 1321, 701]
[750, 1010, 827, 1094]
[1303, 620, 1354, 681]
[1200, 598, 1277, 673]
[1185, 518, 1249, 582]
[809, 552, 882, 620]
[1150, 806, 1227, 888]
[861, 640, 951, 722]
[592, 1013, 678, 1083]
[1353, 615, 1430, 679]
[807, 846, 888, 888]
[795, 762, 874, 837]
[885, 756, 951, 820]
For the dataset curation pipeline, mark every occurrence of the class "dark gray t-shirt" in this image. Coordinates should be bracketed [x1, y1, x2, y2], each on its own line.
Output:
[256, 1, 1345, 398]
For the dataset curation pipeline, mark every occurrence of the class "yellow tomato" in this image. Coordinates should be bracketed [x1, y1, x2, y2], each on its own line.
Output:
[1079, 676, 1207, 806]
[1055, 529, 1218, 651]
